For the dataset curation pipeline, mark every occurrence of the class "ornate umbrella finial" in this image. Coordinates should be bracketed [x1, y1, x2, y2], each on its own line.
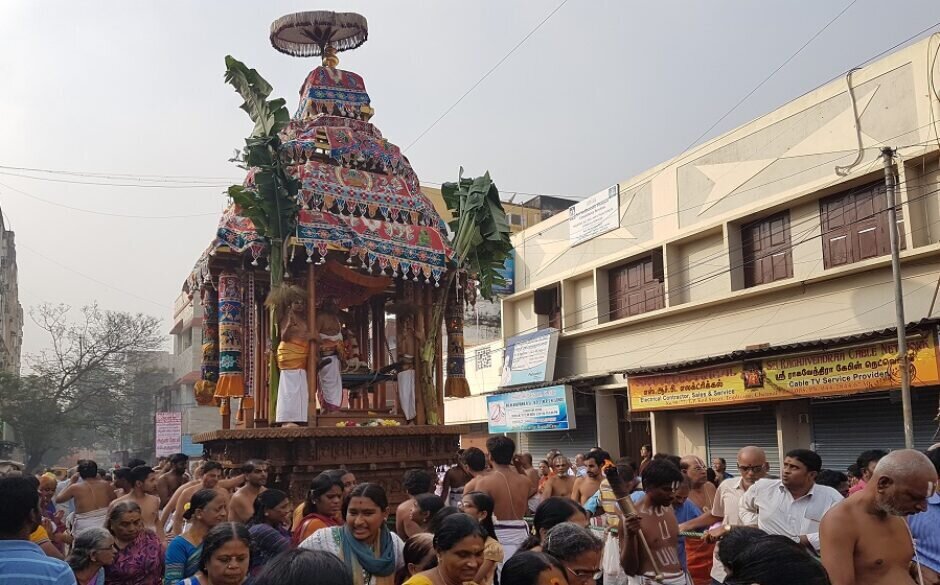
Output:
[270, 11, 368, 67]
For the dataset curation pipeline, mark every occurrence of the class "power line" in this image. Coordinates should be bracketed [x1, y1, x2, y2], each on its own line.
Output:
[0, 164, 240, 183]
[17, 242, 168, 310]
[0, 170, 231, 189]
[684, 0, 858, 151]
[403, 0, 569, 153]
[0, 180, 222, 219]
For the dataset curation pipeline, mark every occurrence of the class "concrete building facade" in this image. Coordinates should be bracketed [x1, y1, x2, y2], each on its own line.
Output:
[159, 290, 217, 456]
[446, 36, 940, 469]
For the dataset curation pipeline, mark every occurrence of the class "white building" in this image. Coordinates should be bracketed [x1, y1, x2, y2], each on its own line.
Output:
[446, 35, 940, 470]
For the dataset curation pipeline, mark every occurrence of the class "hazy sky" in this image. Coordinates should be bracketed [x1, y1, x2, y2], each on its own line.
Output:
[1, 0, 939, 362]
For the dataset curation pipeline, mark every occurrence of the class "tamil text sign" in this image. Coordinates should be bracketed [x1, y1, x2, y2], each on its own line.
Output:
[629, 335, 940, 411]
[487, 385, 576, 433]
[155, 412, 182, 457]
[569, 185, 620, 246]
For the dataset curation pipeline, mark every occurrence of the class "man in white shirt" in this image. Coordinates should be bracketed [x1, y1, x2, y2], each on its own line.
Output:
[740, 448, 842, 554]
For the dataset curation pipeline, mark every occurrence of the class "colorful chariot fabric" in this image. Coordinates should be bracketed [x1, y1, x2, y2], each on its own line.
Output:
[214, 271, 245, 399]
[193, 287, 219, 406]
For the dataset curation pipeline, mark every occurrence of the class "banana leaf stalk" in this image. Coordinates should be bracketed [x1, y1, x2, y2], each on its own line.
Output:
[418, 170, 512, 425]
[223, 56, 299, 423]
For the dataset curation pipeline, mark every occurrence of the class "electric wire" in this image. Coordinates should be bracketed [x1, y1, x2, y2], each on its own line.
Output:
[403, 0, 569, 153]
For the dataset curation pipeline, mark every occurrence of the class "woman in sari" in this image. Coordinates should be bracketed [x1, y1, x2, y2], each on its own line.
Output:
[246, 489, 291, 578]
[105, 501, 164, 585]
[164, 489, 228, 585]
[67, 527, 115, 585]
[403, 515, 487, 585]
[299, 483, 404, 585]
[177, 523, 250, 585]
[291, 472, 344, 546]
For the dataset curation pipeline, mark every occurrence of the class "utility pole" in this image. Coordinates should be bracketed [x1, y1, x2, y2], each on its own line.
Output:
[882, 147, 913, 448]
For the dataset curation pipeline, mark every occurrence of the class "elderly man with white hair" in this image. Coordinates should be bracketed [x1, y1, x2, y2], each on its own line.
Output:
[820, 449, 938, 585]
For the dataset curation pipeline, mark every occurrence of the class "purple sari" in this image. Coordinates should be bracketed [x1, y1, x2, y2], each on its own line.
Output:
[105, 529, 165, 585]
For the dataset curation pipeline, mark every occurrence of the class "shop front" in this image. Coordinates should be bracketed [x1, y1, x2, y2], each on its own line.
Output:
[624, 326, 940, 471]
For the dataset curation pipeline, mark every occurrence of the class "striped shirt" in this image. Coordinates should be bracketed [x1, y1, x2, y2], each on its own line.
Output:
[909, 493, 940, 573]
[0, 540, 76, 585]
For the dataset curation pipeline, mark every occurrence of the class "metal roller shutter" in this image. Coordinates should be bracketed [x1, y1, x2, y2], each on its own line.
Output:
[706, 407, 781, 476]
[519, 416, 598, 461]
[812, 388, 940, 472]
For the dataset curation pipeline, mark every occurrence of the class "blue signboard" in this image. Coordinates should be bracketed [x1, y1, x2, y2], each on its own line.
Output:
[486, 385, 576, 433]
[492, 254, 515, 296]
[500, 328, 559, 387]
[180, 434, 204, 457]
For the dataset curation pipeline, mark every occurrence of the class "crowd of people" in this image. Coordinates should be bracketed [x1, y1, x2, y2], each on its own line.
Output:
[0, 437, 938, 585]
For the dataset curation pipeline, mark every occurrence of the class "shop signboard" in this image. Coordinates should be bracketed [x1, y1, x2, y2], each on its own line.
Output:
[500, 328, 559, 387]
[487, 384, 576, 433]
[180, 434, 204, 458]
[155, 412, 182, 457]
[629, 334, 940, 411]
[569, 184, 620, 246]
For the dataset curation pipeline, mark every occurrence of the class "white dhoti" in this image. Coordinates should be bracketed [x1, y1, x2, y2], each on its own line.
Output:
[628, 572, 690, 585]
[493, 519, 529, 570]
[276, 369, 309, 423]
[397, 369, 416, 421]
[68, 507, 108, 535]
[317, 332, 344, 411]
[318, 355, 342, 410]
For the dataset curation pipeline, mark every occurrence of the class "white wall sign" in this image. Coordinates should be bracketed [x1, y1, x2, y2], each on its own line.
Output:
[155, 412, 182, 457]
[568, 184, 620, 246]
[500, 328, 559, 387]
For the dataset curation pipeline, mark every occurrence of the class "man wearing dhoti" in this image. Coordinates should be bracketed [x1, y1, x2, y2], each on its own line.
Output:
[269, 285, 313, 426]
[316, 297, 345, 413]
[55, 460, 115, 536]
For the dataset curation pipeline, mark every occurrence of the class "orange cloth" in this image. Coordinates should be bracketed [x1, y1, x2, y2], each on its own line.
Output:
[292, 514, 339, 546]
[277, 340, 309, 370]
[684, 537, 715, 585]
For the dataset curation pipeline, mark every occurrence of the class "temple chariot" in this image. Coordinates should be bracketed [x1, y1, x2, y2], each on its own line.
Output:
[187, 11, 478, 505]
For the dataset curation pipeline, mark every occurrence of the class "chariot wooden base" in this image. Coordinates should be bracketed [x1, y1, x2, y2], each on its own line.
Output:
[193, 424, 468, 507]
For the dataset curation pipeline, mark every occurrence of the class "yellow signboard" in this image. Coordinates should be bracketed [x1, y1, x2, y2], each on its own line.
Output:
[628, 334, 940, 412]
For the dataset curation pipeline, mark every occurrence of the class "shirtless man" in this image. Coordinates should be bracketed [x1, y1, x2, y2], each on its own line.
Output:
[462, 447, 489, 479]
[55, 459, 116, 534]
[620, 459, 688, 585]
[440, 450, 472, 509]
[395, 468, 435, 538]
[316, 297, 345, 413]
[821, 449, 938, 585]
[464, 436, 535, 563]
[514, 453, 541, 491]
[541, 455, 575, 499]
[111, 465, 164, 542]
[571, 449, 609, 505]
[229, 460, 268, 523]
[171, 461, 239, 536]
[155, 453, 190, 508]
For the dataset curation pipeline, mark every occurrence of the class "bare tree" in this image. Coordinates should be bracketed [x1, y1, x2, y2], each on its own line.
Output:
[0, 304, 163, 471]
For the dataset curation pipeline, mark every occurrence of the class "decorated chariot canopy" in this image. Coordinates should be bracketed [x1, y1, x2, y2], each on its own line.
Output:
[189, 11, 454, 290]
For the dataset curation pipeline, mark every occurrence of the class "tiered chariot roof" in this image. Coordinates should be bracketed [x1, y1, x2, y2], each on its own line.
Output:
[188, 21, 453, 294]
